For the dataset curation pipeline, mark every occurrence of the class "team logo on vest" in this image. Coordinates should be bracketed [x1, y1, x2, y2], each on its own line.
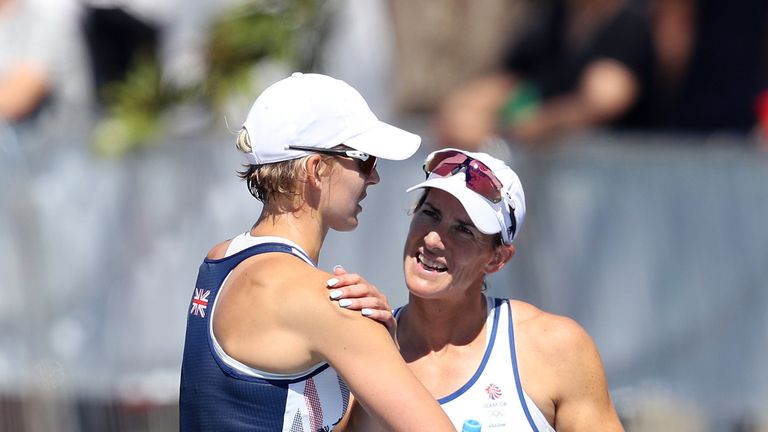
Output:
[190, 288, 210, 318]
[485, 383, 503, 400]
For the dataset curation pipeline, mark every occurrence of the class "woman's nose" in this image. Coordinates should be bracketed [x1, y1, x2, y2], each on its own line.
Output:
[366, 166, 380, 185]
[423, 230, 444, 250]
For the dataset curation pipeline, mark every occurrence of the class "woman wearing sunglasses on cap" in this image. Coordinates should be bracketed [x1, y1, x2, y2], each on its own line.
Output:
[332, 149, 624, 431]
[178, 73, 455, 431]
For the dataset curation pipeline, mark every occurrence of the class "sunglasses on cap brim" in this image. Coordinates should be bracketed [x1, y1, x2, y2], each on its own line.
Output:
[424, 150, 517, 241]
[423, 150, 503, 203]
[287, 145, 378, 176]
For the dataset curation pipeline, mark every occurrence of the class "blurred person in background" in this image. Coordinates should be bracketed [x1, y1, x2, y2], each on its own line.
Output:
[388, 0, 532, 114]
[434, 0, 655, 150]
[178, 73, 455, 431]
[334, 149, 624, 431]
[0, 0, 50, 124]
[652, 0, 768, 136]
[0, 0, 89, 131]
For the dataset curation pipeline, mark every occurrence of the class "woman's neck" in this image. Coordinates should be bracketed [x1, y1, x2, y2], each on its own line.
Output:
[250, 208, 327, 263]
[398, 292, 488, 355]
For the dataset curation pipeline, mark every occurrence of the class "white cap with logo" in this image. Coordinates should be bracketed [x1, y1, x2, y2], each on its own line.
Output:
[241, 72, 421, 164]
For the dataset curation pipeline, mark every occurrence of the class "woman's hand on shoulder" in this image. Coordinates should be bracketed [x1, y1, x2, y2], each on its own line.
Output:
[299, 267, 452, 431]
[325, 265, 397, 338]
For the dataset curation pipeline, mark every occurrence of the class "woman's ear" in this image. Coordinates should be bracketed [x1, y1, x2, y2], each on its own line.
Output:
[484, 244, 515, 274]
[304, 154, 327, 188]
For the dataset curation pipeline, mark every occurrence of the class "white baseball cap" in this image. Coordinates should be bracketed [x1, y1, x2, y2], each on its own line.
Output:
[406, 148, 526, 244]
[241, 72, 421, 164]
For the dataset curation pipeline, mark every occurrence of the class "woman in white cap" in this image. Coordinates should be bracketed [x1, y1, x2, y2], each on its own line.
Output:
[335, 149, 624, 431]
[178, 73, 454, 431]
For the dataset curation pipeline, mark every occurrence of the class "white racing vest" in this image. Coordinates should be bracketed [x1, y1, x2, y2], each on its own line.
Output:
[396, 296, 555, 431]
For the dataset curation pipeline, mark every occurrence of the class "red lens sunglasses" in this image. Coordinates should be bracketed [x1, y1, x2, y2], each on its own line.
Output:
[423, 150, 503, 203]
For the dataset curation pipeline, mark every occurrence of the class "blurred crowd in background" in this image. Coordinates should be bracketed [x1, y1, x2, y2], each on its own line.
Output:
[395, 0, 768, 149]
[2, 0, 767, 155]
[2, 0, 768, 431]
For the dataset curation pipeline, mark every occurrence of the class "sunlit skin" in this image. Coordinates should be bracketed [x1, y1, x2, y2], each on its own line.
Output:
[0, 0, 52, 122]
[321, 155, 380, 232]
[434, 0, 642, 149]
[335, 187, 624, 431]
[398, 188, 514, 401]
[209, 154, 455, 431]
[403, 189, 510, 303]
[250, 155, 380, 258]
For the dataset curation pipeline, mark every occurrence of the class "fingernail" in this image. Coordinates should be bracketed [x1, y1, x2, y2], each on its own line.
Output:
[361, 308, 373, 316]
[339, 299, 352, 308]
[333, 265, 344, 272]
[329, 290, 342, 299]
[326, 278, 339, 287]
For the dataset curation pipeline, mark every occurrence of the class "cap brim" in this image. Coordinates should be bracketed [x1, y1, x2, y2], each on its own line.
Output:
[406, 174, 501, 235]
[344, 121, 421, 160]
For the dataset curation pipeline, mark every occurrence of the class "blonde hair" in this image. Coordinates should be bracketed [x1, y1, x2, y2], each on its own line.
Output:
[235, 128, 334, 205]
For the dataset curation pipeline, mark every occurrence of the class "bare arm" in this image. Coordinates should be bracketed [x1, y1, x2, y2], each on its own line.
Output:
[213, 255, 452, 430]
[302, 272, 454, 431]
[434, 72, 518, 150]
[543, 316, 624, 432]
[511, 59, 639, 144]
[339, 396, 386, 432]
[0, 62, 50, 121]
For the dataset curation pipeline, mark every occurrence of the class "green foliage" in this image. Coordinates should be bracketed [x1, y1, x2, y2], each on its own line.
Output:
[92, 0, 325, 158]
[91, 56, 180, 157]
[204, 1, 310, 108]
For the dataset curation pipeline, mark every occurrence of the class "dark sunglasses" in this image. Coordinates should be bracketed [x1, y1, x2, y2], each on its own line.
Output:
[287, 145, 378, 176]
[423, 150, 503, 203]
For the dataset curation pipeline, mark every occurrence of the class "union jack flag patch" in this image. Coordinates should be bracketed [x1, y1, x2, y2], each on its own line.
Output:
[190, 288, 210, 318]
[485, 383, 503, 400]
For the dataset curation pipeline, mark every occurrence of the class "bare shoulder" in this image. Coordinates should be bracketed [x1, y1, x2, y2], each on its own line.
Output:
[241, 257, 387, 346]
[511, 299, 598, 363]
[285, 266, 392, 342]
[215, 253, 375, 373]
[206, 239, 233, 259]
[230, 260, 453, 430]
[511, 300, 623, 431]
[228, 253, 335, 313]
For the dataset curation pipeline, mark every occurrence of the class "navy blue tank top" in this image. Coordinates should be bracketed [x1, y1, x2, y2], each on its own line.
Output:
[179, 240, 349, 431]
